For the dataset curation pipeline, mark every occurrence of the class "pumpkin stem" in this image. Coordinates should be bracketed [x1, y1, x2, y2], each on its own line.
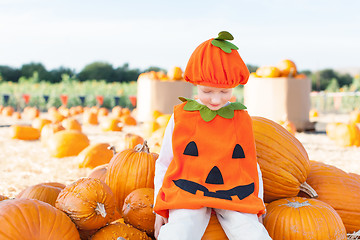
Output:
[134, 140, 150, 153]
[108, 145, 116, 155]
[299, 181, 318, 198]
[95, 202, 107, 218]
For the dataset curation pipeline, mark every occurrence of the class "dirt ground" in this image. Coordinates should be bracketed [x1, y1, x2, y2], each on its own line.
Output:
[0, 112, 359, 198]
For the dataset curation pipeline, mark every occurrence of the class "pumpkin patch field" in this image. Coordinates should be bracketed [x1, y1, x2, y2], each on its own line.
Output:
[0, 108, 360, 239]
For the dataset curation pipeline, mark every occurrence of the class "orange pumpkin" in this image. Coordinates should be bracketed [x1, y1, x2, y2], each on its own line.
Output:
[31, 117, 52, 131]
[121, 115, 137, 126]
[47, 129, 90, 158]
[0, 199, 80, 239]
[40, 122, 65, 146]
[201, 213, 228, 240]
[276, 59, 297, 77]
[2, 106, 14, 116]
[100, 117, 123, 131]
[309, 108, 319, 118]
[55, 177, 116, 230]
[349, 109, 360, 124]
[12, 112, 21, 119]
[91, 221, 151, 240]
[167, 66, 183, 80]
[122, 188, 155, 236]
[10, 124, 40, 140]
[124, 133, 144, 149]
[0, 195, 9, 201]
[98, 107, 109, 117]
[255, 66, 281, 78]
[251, 116, 314, 202]
[264, 197, 346, 239]
[331, 123, 360, 147]
[16, 182, 65, 206]
[156, 113, 171, 128]
[88, 163, 108, 182]
[278, 120, 297, 135]
[77, 143, 114, 169]
[111, 106, 123, 117]
[83, 111, 99, 125]
[105, 141, 156, 212]
[325, 122, 342, 140]
[61, 117, 82, 131]
[302, 161, 360, 233]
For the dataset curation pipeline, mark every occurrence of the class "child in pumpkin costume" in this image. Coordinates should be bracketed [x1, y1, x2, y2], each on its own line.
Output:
[154, 32, 271, 240]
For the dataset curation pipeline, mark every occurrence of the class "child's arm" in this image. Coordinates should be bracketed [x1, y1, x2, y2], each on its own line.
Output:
[154, 214, 168, 239]
[154, 114, 175, 203]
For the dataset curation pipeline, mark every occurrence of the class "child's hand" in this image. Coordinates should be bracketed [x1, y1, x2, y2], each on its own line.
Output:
[154, 214, 168, 239]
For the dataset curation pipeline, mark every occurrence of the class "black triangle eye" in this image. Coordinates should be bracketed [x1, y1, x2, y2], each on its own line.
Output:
[183, 141, 198, 156]
[232, 144, 245, 158]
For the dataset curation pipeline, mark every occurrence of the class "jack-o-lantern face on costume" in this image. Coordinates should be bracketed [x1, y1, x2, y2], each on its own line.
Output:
[173, 141, 254, 200]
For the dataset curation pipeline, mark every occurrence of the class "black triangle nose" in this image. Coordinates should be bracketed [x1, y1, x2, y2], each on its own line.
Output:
[205, 166, 224, 184]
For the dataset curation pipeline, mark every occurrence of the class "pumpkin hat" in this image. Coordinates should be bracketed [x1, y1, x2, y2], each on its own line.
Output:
[184, 31, 250, 88]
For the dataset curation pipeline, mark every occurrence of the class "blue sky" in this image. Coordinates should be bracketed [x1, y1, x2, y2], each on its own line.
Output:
[0, 0, 359, 73]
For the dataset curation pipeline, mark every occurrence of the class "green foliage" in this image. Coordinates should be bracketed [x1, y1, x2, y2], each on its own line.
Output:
[310, 69, 354, 91]
[325, 78, 340, 92]
[0, 65, 21, 82]
[77, 61, 116, 82]
[246, 64, 258, 73]
[350, 75, 360, 91]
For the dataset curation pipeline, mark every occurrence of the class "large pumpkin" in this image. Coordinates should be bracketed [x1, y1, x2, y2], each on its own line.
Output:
[105, 141, 156, 212]
[55, 177, 116, 230]
[122, 188, 155, 236]
[47, 129, 90, 158]
[264, 197, 346, 239]
[16, 182, 65, 206]
[251, 116, 314, 202]
[91, 221, 152, 240]
[10, 124, 40, 140]
[255, 66, 281, 78]
[332, 123, 360, 147]
[77, 143, 114, 169]
[61, 117, 82, 131]
[303, 161, 360, 233]
[0, 198, 80, 239]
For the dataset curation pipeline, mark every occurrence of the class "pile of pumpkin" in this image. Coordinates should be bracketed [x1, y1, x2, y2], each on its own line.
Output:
[325, 109, 360, 147]
[138, 66, 184, 81]
[2, 106, 360, 239]
[251, 59, 307, 79]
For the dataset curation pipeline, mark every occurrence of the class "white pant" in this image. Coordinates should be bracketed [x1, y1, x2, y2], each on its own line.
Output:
[158, 207, 271, 240]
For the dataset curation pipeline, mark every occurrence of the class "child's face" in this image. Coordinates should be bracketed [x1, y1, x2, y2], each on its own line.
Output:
[197, 85, 233, 111]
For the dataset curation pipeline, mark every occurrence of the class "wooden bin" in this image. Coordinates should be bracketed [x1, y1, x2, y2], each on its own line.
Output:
[244, 77, 314, 131]
[136, 78, 194, 122]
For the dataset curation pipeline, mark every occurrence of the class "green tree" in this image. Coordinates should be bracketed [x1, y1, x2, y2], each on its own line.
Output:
[0, 65, 22, 82]
[49, 67, 76, 83]
[114, 63, 141, 83]
[77, 61, 116, 82]
[325, 78, 340, 92]
[21, 62, 49, 81]
[246, 64, 258, 73]
[143, 66, 167, 73]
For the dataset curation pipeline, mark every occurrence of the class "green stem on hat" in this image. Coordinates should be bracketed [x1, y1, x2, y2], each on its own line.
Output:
[211, 31, 239, 53]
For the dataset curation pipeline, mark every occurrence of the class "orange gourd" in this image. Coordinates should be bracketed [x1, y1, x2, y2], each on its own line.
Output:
[302, 161, 360, 233]
[0, 195, 8, 201]
[122, 188, 155, 236]
[55, 177, 116, 230]
[121, 115, 137, 126]
[251, 116, 315, 202]
[0, 198, 80, 239]
[47, 129, 90, 158]
[40, 122, 65, 146]
[276, 59, 297, 77]
[10, 124, 40, 140]
[331, 123, 360, 147]
[264, 197, 346, 239]
[106, 141, 156, 212]
[83, 111, 98, 125]
[77, 143, 114, 169]
[16, 182, 65, 207]
[2, 106, 14, 116]
[91, 221, 151, 240]
[350, 109, 360, 124]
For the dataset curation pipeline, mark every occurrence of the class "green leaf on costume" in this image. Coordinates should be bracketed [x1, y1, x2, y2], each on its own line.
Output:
[215, 31, 234, 41]
[211, 40, 239, 53]
[200, 108, 217, 122]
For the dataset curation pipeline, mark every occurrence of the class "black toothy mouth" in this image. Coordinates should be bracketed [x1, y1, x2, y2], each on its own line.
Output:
[173, 179, 254, 200]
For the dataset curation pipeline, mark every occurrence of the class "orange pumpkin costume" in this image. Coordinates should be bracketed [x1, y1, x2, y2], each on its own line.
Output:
[154, 100, 266, 218]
